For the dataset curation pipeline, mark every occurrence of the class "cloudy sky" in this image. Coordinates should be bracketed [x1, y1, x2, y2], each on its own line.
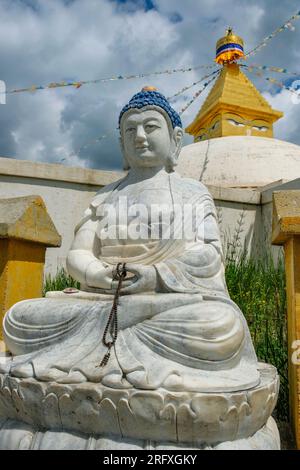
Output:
[0, 0, 299, 171]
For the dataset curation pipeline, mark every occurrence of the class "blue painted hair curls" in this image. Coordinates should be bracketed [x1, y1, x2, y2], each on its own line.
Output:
[119, 89, 182, 129]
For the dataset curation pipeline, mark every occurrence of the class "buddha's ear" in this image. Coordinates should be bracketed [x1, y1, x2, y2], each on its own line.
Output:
[172, 126, 184, 160]
[165, 127, 183, 173]
[120, 135, 130, 171]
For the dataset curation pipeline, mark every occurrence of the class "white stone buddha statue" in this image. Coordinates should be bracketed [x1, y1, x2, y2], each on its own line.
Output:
[1, 87, 260, 393]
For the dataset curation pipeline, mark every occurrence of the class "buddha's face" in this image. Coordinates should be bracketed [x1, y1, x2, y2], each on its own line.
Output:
[121, 109, 181, 170]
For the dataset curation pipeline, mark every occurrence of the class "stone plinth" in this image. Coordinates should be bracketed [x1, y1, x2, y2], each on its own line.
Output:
[0, 196, 61, 342]
[0, 416, 279, 450]
[272, 190, 300, 449]
[0, 363, 279, 449]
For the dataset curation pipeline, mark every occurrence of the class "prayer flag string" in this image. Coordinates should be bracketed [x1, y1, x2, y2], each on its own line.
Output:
[168, 69, 221, 101]
[4, 64, 216, 96]
[179, 71, 221, 115]
[245, 9, 300, 58]
[3, 10, 300, 98]
[245, 67, 300, 97]
[242, 63, 300, 76]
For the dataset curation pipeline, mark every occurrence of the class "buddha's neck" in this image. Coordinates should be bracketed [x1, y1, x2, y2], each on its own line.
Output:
[127, 166, 169, 183]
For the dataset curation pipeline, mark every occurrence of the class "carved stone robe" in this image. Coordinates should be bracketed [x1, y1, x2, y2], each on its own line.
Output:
[1, 172, 259, 392]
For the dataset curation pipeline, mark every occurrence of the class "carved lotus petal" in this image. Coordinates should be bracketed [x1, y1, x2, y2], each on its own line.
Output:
[129, 392, 164, 423]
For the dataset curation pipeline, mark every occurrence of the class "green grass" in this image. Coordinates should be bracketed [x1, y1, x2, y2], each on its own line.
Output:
[44, 256, 289, 422]
[43, 268, 80, 296]
[225, 254, 288, 422]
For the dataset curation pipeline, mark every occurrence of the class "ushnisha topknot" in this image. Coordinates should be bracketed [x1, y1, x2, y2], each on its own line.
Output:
[119, 86, 183, 129]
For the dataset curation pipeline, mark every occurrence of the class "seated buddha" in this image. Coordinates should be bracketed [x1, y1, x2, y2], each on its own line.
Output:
[1, 87, 259, 393]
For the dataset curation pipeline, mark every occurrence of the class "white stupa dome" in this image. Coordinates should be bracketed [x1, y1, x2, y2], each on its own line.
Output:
[177, 136, 300, 188]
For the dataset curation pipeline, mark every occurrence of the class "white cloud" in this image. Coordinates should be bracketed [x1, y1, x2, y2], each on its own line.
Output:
[0, 0, 299, 170]
[263, 86, 300, 143]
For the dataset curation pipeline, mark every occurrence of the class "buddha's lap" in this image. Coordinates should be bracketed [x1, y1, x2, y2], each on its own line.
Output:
[4, 293, 243, 340]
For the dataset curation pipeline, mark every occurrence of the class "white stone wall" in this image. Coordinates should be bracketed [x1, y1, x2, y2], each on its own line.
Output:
[1, 156, 298, 277]
[0, 157, 123, 276]
[0, 174, 99, 274]
[215, 201, 262, 260]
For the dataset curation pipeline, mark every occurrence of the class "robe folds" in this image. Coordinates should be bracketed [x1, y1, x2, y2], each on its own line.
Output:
[1, 173, 259, 392]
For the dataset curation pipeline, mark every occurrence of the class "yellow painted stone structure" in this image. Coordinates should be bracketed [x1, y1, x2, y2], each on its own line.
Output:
[272, 190, 300, 449]
[186, 62, 283, 143]
[0, 196, 61, 347]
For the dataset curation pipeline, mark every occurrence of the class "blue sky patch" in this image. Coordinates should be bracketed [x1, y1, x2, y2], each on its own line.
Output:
[169, 12, 183, 24]
[111, 0, 156, 12]
[284, 77, 300, 88]
[18, 0, 40, 11]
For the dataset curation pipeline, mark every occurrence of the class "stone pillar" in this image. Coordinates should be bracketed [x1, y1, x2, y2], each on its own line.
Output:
[272, 190, 300, 449]
[0, 196, 61, 348]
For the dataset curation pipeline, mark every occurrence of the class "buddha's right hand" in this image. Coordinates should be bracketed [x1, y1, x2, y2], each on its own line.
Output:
[85, 262, 133, 290]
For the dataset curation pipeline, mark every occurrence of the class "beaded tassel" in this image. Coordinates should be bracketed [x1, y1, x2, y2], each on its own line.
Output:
[98, 263, 127, 368]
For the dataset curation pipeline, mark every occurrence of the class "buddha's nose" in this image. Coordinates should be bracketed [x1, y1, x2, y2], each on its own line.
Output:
[135, 125, 147, 143]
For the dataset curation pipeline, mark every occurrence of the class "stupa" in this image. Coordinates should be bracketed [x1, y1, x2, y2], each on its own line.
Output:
[177, 29, 300, 189]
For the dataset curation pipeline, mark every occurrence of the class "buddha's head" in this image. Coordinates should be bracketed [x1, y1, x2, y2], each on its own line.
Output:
[119, 87, 183, 172]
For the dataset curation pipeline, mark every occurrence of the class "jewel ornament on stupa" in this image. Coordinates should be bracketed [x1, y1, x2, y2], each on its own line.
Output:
[186, 29, 283, 143]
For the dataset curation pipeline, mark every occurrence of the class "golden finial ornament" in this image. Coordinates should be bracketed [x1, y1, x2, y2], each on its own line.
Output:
[215, 28, 245, 65]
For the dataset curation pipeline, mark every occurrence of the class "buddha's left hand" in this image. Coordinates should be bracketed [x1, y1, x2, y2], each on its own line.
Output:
[119, 264, 157, 294]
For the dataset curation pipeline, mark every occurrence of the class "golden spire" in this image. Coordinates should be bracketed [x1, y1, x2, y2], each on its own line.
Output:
[215, 28, 245, 65]
[186, 31, 283, 142]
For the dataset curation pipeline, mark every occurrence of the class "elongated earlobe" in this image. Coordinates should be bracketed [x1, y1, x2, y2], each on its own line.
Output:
[165, 127, 183, 173]
[173, 127, 184, 160]
[174, 127, 184, 156]
[120, 136, 130, 171]
[123, 157, 130, 171]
